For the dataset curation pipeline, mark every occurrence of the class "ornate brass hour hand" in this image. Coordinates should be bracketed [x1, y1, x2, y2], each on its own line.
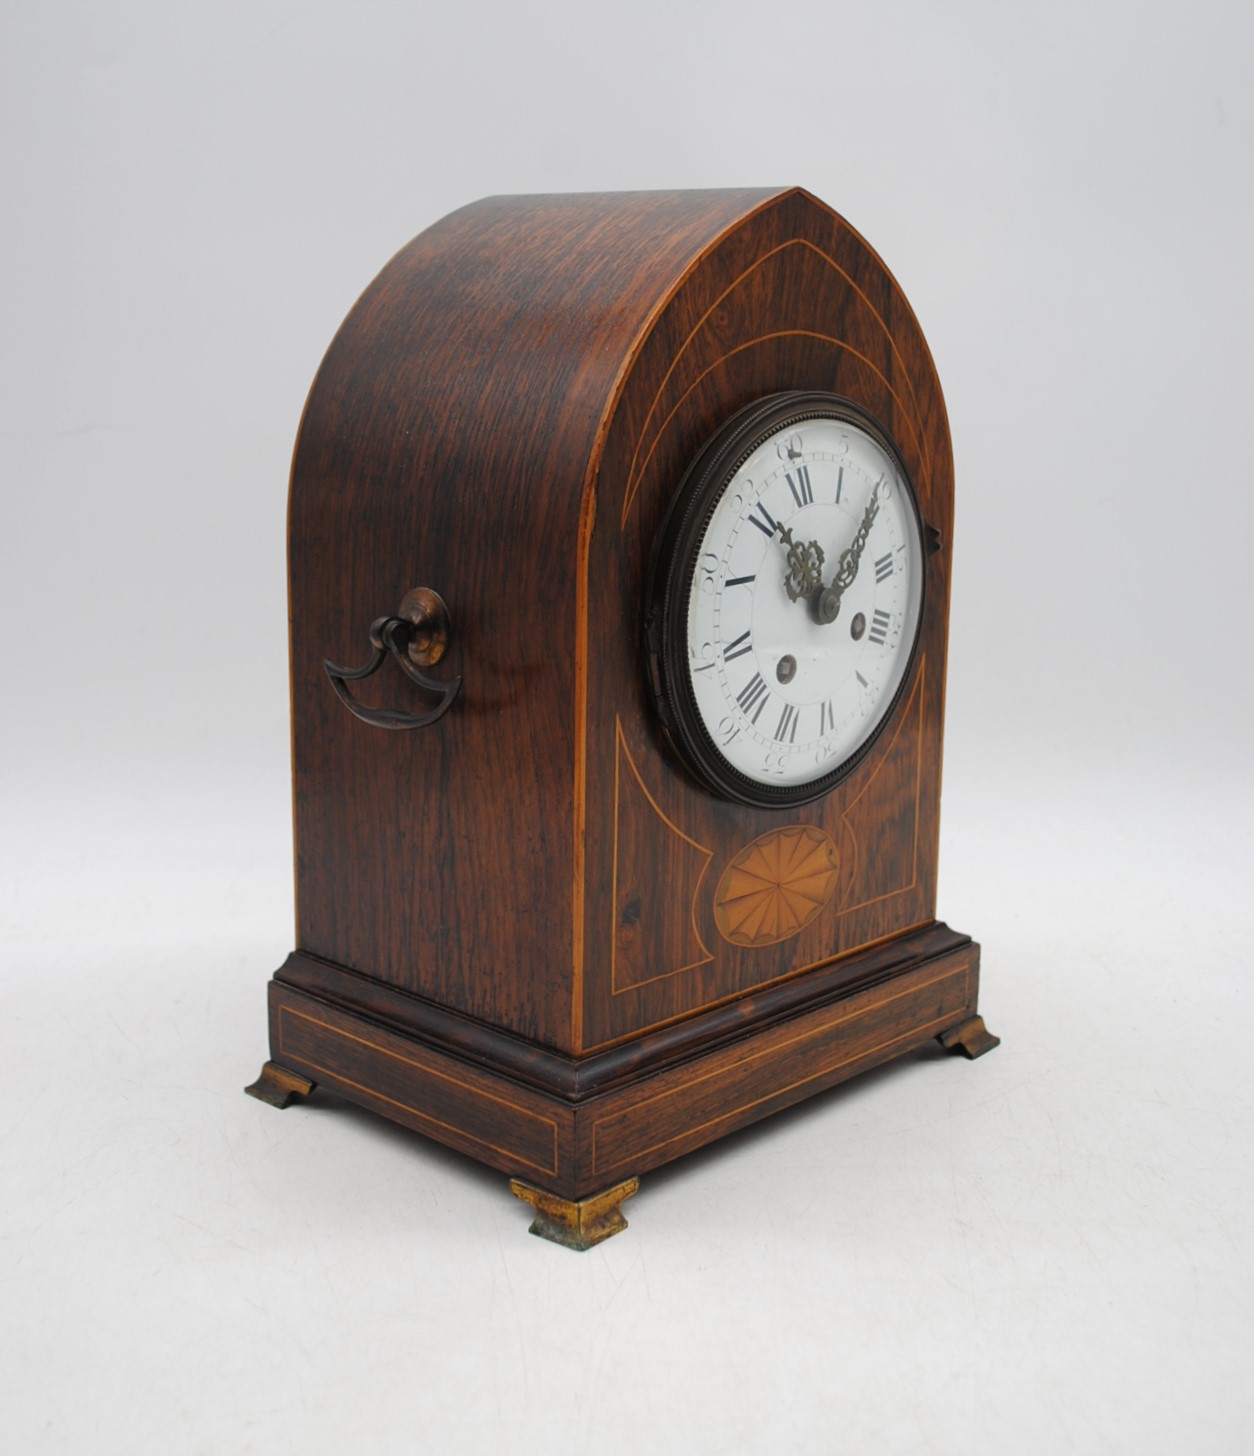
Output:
[778, 524, 826, 602]
[816, 483, 881, 624]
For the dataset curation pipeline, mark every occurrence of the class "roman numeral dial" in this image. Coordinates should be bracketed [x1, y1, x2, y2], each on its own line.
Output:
[653, 395, 925, 805]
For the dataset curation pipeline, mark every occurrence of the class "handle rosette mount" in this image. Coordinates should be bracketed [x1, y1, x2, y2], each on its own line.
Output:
[324, 587, 462, 730]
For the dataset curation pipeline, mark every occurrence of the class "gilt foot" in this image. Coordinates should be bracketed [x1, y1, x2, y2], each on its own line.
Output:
[244, 1061, 316, 1108]
[938, 1015, 1000, 1060]
[509, 1176, 640, 1251]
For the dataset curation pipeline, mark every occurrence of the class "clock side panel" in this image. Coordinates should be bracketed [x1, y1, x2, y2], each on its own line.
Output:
[287, 190, 786, 1053]
[581, 189, 955, 1051]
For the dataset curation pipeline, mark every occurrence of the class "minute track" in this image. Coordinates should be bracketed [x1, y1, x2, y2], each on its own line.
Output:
[649, 391, 926, 806]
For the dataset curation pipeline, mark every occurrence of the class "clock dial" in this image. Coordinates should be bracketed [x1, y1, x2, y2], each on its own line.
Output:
[648, 394, 925, 806]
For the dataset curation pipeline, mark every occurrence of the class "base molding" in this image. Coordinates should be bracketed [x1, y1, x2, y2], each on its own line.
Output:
[251, 924, 991, 1201]
[273, 922, 977, 1100]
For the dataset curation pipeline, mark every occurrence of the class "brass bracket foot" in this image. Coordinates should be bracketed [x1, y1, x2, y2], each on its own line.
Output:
[510, 1177, 640, 1251]
[938, 1015, 1000, 1060]
[245, 1061, 316, 1108]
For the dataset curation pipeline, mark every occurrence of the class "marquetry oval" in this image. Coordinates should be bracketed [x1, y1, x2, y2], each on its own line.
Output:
[713, 826, 840, 948]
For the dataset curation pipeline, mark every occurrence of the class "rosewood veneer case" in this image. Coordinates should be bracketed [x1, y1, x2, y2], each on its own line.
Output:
[246, 188, 997, 1250]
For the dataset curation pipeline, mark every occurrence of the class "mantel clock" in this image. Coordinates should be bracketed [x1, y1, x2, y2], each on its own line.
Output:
[246, 188, 998, 1250]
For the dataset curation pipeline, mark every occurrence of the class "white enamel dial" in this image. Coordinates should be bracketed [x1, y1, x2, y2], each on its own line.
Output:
[683, 409, 923, 792]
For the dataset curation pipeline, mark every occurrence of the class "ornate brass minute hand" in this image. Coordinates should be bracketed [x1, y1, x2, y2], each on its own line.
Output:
[815, 482, 881, 624]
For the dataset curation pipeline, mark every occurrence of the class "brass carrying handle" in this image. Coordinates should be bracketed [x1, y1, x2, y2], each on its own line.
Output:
[324, 588, 462, 730]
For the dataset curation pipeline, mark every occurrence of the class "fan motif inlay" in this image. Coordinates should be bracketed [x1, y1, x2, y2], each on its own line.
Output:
[713, 827, 840, 948]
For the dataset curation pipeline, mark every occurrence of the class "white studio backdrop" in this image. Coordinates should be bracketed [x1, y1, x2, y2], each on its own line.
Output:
[2, 2, 1252, 1453]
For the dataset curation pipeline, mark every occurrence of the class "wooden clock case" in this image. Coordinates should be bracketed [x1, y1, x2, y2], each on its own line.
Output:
[247, 187, 997, 1248]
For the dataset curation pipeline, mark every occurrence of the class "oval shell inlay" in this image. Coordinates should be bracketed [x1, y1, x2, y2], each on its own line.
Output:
[713, 826, 840, 948]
